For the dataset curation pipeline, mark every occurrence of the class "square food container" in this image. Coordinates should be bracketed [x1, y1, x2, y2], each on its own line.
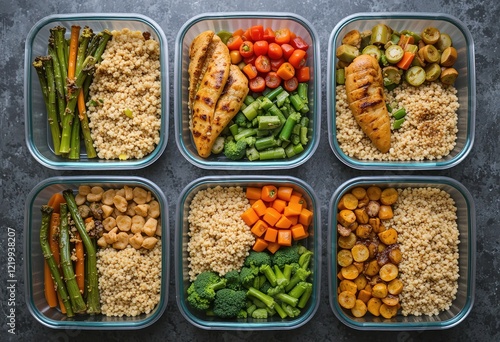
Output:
[328, 176, 475, 330]
[327, 13, 476, 170]
[174, 12, 321, 170]
[175, 175, 321, 330]
[24, 176, 169, 329]
[24, 13, 169, 170]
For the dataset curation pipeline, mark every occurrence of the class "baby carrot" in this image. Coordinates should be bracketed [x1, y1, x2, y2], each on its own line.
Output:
[261, 185, 278, 202]
[277, 186, 293, 201]
[246, 187, 262, 200]
[74, 231, 85, 294]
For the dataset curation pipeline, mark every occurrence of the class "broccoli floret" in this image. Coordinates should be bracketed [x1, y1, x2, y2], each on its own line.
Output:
[245, 136, 256, 148]
[244, 251, 272, 268]
[212, 288, 247, 319]
[259, 281, 272, 294]
[234, 111, 249, 127]
[186, 283, 211, 311]
[237, 309, 248, 319]
[239, 266, 258, 288]
[190, 271, 227, 301]
[224, 270, 242, 291]
[271, 245, 301, 268]
[223, 139, 247, 160]
[251, 308, 269, 319]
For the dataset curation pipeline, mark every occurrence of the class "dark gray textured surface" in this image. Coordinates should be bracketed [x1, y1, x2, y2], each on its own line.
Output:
[1, 0, 499, 341]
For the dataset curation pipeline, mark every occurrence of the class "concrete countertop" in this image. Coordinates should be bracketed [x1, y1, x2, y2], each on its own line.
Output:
[1, 0, 499, 341]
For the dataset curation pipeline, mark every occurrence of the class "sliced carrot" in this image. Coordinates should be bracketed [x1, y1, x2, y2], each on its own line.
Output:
[241, 207, 259, 226]
[47, 193, 65, 213]
[272, 199, 287, 213]
[291, 223, 308, 240]
[299, 208, 314, 227]
[267, 241, 281, 254]
[246, 187, 262, 200]
[275, 215, 292, 229]
[44, 261, 57, 308]
[277, 186, 293, 201]
[264, 227, 278, 242]
[74, 231, 85, 294]
[277, 229, 293, 246]
[252, 237, 269, 252]
[251, 199, 268, 217]
[396, 51, 415, 70]
[251, 220, 268, 237]
[261, 185, 278, 202]
[284, 201, 302, 217]
[263, 207, 282, 226]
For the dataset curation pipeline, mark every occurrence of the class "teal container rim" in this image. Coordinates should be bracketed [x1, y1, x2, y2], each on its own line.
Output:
[174, 12, 321, 170]
[174, 175, 321, 330]
[24, 13, 169, 170]
[24, 175, 170, 330]
[326, 12, 476, 170]
[327, 175, 476, 331]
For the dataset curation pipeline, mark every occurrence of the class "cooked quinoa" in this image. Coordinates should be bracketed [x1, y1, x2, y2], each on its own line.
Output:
[335, 82, 459, 161]
[97, 241, 162, 317]
[88, 28, 161, 160]
[187, 186, 255, 281]
[386, 187, 460, 316]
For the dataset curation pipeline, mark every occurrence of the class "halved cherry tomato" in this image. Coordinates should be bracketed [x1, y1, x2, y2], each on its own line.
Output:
[268, 42, 283, 60]
[226, 35, 244, 51]
[276, 62, 295, 80]
[296, 66, 311, 82]
[255, 55, 271, 73]
[263, 27, 276, 42]
[250, 25, 264, 41]
[239, 41, 254, 58]
[253, 40, 269, 56]
[291, 36, 309, 51]
[281, 43, 295, 60]
[270, 57, 285, 72]
[284, 76, 299, 92]
[275, 28, 291, 44]
[265, 72, 282, 89]
[288, 49, 307, 69]
[250, 76, 266, 92]
[230, 50, 242, 64]
[243, 63, 258, 79]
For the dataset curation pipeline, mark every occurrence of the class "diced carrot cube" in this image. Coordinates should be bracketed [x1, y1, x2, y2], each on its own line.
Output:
[277, 229, 292, 246]
[252, 199, 267, 217]
[250, 220, 268, 237]
[272, 199, 287, 213]
[299, 208, 313, 227]
[291, 223, 308, 240]
[284, 201, 302, 216]
[241, 207, 259, 226]
[263, 207, 281, 226]
[267, 241, 281, 254]
[252, 237, 269, 252]
[246, 187, 262, 200]
[288, 215, 299, 225]
[275, 215, 292, 229]
[264, 227, 278, 242]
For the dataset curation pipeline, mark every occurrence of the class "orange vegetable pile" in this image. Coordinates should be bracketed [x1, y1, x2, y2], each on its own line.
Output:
[241, 185, 313, 254]
[225, 25, 311, 93]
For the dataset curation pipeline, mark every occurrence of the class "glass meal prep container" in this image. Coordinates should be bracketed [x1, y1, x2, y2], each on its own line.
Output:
[24, 13, 169, 170]
[327, 12, 475, 170]
[328, 176, 476, 330]
[174, 12, 321, 170]
[175, 175, 321, 330]
[24, 176, 169, 329]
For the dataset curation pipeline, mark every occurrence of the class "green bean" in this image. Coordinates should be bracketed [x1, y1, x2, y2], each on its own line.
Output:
[392, 117, 405, 130]
[392, 107, 407, 120]
[259, 147, 286, 160]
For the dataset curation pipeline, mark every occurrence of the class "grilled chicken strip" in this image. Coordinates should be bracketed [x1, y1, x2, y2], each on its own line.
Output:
[188, 30, 215, 112]
[190, 35, 231, 157]
[345, 54, 391, 153]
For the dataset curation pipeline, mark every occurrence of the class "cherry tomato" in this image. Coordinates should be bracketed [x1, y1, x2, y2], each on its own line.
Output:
[265, 72, 282, 89]
[288, 49, 307, 69]
[281, 43, 295, 60]
[253, 40, 269, 56]
[226, 35, 244, 50]
[270, 57, 285, 72]
[291, 36, 309, 51]
[250, 25, 264, 41]
[250, 76, 266, 92]
[239, 41, 254, 58]
[275, 28, 291, 44]
[263, 27, 275, 42]
[268, 42, 283, 59]
[243, 55, 257, 65]
[283, 77, 299, 92]
[255, 55, 271, 73]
